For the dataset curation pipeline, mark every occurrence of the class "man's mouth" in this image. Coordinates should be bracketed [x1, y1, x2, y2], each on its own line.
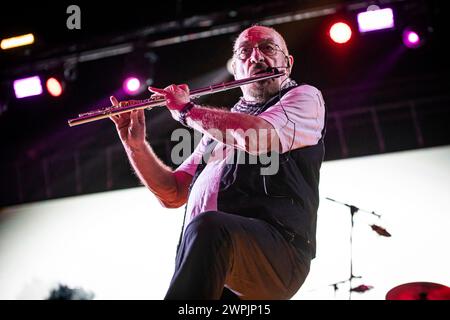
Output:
[251, 68, 270, 76]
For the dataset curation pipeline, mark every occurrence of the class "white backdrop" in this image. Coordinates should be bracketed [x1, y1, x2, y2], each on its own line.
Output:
[0, 145, 449, 300]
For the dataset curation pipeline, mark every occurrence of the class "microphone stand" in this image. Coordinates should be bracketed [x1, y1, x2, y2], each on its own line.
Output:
[326, 197, 381, 300]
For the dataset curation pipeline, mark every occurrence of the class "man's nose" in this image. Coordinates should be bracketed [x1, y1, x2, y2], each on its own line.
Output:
[249, 47, 265, 63]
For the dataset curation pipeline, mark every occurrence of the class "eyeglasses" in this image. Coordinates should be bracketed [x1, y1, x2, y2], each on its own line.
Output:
[234, 42, 285, 60]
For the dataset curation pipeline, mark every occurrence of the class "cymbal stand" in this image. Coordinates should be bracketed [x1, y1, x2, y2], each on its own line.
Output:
[326, 197, 381, 300]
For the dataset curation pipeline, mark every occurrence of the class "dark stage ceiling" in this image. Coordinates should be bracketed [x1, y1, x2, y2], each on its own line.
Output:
[0, 0, 448, 205]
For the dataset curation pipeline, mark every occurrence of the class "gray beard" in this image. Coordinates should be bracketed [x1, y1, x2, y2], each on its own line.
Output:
[245, 81, 278, 103]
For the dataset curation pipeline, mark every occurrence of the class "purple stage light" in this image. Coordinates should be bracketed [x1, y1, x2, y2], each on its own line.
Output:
[13, 76, 43, 99]
[123, 77, 141, 95]
[402, 29, 421, 48]
[357, 8, 394, 33]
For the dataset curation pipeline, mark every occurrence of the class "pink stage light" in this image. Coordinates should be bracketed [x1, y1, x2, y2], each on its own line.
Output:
[402, 29, 421, 48]
[123, 77, 141, 95]
[329, 22, 352, 44]
[13, 76, 43, 99]
[357, 8, 394, 33]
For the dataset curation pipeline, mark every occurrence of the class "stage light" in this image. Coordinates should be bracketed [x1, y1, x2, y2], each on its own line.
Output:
[226, 58, 234, 75]
[1, 33, 34, 50]
[123, 77, 141, 95]
[402, 28, 422, 48]
[121, 51, 157, 95]
[329, 22, 352, 44]
[13, 76, 43, 99]
[46, 77, 63, 97]
[357, 7, 394, 33]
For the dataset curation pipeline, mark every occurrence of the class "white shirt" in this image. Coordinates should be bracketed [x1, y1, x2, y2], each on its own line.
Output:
[176, 84, 325, 227]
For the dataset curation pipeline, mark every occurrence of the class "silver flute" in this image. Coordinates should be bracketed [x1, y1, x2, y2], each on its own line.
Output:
[67, 68, 285, 127]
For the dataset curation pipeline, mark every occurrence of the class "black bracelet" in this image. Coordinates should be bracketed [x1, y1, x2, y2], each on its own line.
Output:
[178, 102, 195, 127]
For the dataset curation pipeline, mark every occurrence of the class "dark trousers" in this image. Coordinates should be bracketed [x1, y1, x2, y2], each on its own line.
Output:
[164, 211, 311, 300]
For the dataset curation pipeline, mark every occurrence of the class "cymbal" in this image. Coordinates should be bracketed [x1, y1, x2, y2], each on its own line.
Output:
[386, 282, 450, 300]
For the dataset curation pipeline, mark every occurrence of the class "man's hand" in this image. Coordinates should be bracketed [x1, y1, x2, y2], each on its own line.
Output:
[148, 84, 190, 120]
[109, 96, 146, 150]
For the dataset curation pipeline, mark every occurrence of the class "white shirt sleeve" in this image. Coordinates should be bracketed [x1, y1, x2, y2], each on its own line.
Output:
[258, 84, 325, 153]
[175, 135, 209, 176]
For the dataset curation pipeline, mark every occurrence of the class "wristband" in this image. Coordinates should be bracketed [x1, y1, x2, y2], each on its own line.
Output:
[178, 102, 195, 127]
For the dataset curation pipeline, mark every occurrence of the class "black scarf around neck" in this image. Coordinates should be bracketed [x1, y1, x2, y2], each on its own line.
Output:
[231, 78, 298, 115]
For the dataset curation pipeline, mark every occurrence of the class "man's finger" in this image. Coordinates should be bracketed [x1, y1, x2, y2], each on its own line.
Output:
[109, 114, 120, 125]
[148, 86, 166, 95]
[110, 96, 119, 106]
[179, 84, 189, 93]
[166, 84, 177, 92]
[130, 110, 139, 127]
[150, 92, 165, 98]
[137, 109, 145, 125]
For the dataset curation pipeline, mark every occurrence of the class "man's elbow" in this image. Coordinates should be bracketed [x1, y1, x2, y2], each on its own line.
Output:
[159, 199, 185, 209]
[158, 194, 187, 209]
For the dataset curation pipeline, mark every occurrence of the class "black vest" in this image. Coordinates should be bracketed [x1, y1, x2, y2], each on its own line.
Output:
[187, 85, 325, 258]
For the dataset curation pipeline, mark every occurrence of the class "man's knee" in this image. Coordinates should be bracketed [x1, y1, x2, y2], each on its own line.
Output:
[184, 211, 230, 242]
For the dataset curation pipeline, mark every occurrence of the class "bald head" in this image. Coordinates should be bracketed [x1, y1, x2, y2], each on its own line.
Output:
[233, 25, 289, 56]
[231, 25, 294, 103]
